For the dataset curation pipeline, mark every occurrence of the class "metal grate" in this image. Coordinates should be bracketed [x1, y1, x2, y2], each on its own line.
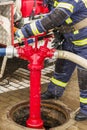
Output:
[0, 65, 55, 93]
[0, 1, 14, 46]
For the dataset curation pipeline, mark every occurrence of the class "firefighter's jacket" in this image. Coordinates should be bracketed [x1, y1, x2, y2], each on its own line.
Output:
[21, 0, 87, 47]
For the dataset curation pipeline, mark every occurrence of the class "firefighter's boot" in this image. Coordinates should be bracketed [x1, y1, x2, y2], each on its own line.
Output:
[75, 111, 87, 121]
[75, 68, 87, 121]
[41, 82, 65, 100]
[41, 90, 58, 100]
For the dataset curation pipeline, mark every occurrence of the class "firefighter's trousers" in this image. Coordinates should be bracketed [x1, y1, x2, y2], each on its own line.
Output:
[48, 39, 87, 115]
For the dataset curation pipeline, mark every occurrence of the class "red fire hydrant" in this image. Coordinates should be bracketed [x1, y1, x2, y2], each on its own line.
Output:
[17, 37, 55, 128]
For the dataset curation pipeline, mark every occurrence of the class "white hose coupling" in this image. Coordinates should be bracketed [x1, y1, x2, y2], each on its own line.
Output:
[6, 46, 19, 58]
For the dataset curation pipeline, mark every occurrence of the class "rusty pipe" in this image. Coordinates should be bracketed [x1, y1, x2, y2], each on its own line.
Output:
[53, 50, 87, 69]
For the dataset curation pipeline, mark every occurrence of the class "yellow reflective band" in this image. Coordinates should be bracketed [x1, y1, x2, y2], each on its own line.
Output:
[80, 97, 87, 104]
[82, 0, 87, 8]
[74, 0, 79, 3]
[65, 17, 73, 24]
[51, 77, 67, 87]
[30, 22, 40, 36]
[57, 2, 74, 13]
[73, 30, 79, 34]
[72, 38, 87, 46]
[54, 1, 59, 7]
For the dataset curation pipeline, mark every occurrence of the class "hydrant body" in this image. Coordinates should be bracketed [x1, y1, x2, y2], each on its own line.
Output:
[26, 65, 43, 128]
[17, 38, 55, 128]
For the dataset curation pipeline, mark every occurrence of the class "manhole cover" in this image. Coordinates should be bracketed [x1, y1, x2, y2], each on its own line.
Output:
[9, 100, 70, 130]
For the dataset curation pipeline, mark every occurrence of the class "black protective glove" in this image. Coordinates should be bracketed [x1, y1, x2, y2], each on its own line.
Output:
[52, 30, 64, 49]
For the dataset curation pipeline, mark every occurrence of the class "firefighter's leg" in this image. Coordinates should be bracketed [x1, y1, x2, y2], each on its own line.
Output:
[41, 59, 76, 99]
[75, 67, 87, 121]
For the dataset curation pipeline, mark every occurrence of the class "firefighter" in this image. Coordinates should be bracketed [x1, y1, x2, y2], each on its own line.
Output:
[15, 0, 87, 121]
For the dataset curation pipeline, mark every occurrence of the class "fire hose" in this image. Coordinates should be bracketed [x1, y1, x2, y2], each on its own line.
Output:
[54, 50, 87, 68]
[0, 46, 87, 69]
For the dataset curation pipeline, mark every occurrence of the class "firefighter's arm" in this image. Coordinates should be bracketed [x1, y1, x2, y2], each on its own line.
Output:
[15, 8, 68, 42]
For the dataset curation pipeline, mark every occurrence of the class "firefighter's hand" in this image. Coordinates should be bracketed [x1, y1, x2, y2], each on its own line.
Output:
[15, 29, 24, 43]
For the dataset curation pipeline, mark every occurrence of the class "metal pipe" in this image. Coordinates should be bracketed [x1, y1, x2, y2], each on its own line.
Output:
[0, 56, 7, 78]
[54, 50, 87, 69]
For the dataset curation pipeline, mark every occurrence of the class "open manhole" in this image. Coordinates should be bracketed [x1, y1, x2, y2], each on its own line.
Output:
[9, 100, 70, 130]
